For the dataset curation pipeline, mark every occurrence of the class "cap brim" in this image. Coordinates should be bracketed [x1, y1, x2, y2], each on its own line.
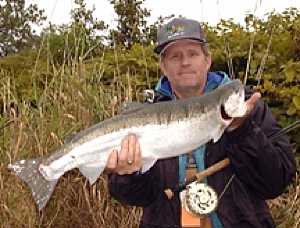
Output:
[154, 38, 207, 54]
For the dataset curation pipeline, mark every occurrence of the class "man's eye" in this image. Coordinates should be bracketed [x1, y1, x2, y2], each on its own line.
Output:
[190, 51, 199, 57]
[170, 54, 180, 60]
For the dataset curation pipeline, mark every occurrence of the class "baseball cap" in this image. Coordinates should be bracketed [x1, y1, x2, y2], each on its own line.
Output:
[154, 18, 207, 54]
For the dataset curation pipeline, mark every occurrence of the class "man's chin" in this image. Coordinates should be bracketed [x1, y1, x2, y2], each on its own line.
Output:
[177, 84, 204, 95]
[179, 83, 201, 90]
[180, 73, 196, 77]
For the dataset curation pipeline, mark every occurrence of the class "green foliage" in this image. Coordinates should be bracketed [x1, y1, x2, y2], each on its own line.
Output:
[109, 0, 151, 48]
[70, 0, 107, 45]
[0, 0, 46, 56]
[37, 0, 108, 65]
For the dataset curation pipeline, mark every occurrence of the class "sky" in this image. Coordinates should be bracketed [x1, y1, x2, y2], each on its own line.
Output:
[25, 0, 300, 28]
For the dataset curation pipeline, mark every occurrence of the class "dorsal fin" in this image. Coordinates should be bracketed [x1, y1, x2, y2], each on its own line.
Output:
[120, 102, 147, 115]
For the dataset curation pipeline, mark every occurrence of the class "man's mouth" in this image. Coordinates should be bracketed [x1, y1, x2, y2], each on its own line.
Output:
[179, 72, 195, 76]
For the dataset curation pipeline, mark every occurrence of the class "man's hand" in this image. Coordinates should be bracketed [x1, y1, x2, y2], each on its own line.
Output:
[228, 92, 261, 130]
[106, 134, 142, 175]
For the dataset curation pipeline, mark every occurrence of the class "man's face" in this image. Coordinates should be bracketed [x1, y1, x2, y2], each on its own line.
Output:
[160, 40, 211, 98]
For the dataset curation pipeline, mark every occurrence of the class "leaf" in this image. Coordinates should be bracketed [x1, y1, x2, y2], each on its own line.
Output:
[292, 96, 300, 110]
[263, 80, 275, 92]
[286, 105, 296, 116]
[284, 67, 296, 82]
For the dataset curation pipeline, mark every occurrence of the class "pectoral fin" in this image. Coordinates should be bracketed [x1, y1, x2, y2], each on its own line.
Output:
[79, 163, 106, 185]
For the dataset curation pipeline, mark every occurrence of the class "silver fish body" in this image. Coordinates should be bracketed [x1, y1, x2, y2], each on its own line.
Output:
[8, 79, 247, 211]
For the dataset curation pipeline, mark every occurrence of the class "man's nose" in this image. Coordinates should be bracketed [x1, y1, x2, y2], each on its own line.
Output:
[181, 54, 190, 66]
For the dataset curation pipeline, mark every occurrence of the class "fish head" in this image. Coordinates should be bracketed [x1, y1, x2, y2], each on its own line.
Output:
[219, 80, 248, 123]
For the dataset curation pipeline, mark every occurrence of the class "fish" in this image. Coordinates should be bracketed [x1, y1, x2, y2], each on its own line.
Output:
[8, 79, 247, 211]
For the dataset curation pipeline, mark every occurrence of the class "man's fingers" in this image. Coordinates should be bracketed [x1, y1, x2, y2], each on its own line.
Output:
[119, 136, 129, 166]
[246, 92, 261, 111]
[134, 139, 142, 168]
[106, 149, 118, 169]
[127, 134, 136, 165]
[228, 93, 261, 131]
[133, 140, 142, 171]
[113, 134, 142, 175]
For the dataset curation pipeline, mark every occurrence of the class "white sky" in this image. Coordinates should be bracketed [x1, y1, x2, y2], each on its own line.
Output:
[26, 0, 300, 28]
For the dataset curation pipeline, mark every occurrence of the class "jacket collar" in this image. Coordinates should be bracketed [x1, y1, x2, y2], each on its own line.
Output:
[155, 71, 231, 98]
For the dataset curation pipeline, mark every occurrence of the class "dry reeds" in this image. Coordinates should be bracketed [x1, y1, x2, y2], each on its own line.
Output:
[0, 44, 147, 227]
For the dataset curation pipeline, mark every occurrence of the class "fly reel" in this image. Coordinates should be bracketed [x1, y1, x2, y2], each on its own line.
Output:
[184, 181, 218, 216]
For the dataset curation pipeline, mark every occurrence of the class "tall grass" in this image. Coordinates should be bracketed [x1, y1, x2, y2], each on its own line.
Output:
[0, 47, 148, 227]
[269, 172, 300, 228]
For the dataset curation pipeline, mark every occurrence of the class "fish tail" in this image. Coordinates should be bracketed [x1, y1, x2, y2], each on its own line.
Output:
[8, 157, 58, 211]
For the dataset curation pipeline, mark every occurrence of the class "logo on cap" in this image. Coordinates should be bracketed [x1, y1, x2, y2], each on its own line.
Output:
[166, 23, 185, 39]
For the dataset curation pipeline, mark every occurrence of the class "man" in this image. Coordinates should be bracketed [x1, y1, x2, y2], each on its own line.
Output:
[106, 18, 296, 228]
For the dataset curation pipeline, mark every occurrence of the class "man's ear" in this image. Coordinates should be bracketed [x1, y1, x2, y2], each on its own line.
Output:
[160, 59, 167, 76]
[206, 54, 212, 71]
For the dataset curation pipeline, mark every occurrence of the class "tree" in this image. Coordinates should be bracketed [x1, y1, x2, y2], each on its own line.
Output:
[109, 0, 151, 48]
[71, 0, 107, 40]
[40, 0, 108, 64]
[0, 0, 46, 56]
[69, 0, 108, 58]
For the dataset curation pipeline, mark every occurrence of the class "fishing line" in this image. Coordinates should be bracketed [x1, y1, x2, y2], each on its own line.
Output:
[215, 0, 236, 79]
[31, 0, 60, 102]
[244, 0, 263, 85]
[199, 0, 204, 22]
[270, 120, 300, 140]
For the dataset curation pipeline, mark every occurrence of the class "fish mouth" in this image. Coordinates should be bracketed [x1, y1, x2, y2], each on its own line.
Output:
[219, 89, 247, 125]
[220, 104, 233, 121]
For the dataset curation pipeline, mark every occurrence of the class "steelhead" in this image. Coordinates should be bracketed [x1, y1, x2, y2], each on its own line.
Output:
[8, 79, 247, 211]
